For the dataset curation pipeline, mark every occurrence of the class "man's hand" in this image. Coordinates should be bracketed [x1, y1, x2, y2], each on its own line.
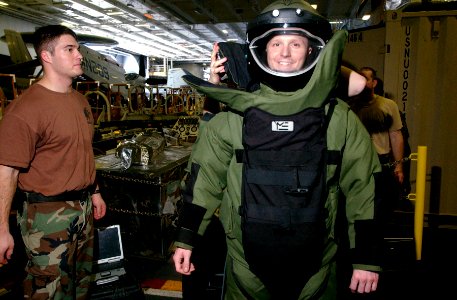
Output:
[349, 269, 379, 293]
[208, 43, 227, 85]
[173, 247, 195, 275]
[91, 193, 106, 220]
[394, 165, 404, 184]
[0, 229, 14, 265]
[389, 129, 404, 185]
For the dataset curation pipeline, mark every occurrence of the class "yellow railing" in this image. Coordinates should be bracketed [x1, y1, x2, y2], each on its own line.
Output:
[407, 146, 427, 260]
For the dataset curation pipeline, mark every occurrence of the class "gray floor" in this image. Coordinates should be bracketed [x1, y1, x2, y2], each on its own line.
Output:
[2, 212, 457, 300]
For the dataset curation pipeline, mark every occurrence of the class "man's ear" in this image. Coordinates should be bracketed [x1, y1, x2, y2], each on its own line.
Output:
[40, 50, 52, 64]
[372, 78, 378, 88]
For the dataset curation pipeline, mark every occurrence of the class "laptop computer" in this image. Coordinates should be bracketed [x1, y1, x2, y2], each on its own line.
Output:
[92, 224, 127, 285]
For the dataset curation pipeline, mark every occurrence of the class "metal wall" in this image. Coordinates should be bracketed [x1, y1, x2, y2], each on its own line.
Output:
[343, 8, 457, 216]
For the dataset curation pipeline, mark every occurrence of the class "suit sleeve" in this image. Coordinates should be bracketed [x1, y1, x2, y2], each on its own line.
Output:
[339, 109, 383, 271]
[175, 113, 233, 249]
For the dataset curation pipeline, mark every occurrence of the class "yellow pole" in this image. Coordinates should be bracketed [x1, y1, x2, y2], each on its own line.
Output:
[409, 146, 427, 260]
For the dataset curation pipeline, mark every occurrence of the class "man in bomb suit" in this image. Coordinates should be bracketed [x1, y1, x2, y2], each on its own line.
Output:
[173, 1, 383, 299]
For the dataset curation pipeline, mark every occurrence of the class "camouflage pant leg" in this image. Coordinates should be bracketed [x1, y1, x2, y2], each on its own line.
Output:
[17, 197, 94, 300]
[73, 198, 94, 300]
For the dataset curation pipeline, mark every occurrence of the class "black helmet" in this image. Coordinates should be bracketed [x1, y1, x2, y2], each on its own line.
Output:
[246, 0, 332, 91]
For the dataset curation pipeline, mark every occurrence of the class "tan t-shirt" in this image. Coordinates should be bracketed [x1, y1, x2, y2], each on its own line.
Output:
[370, 95, 403, 155]
[0, 84, 95, 195]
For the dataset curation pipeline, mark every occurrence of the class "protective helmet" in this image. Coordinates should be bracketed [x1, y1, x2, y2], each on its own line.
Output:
[246, 0, 332, 91]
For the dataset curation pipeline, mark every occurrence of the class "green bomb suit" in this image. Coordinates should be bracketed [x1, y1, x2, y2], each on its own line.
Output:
[175, 30, 382, 299]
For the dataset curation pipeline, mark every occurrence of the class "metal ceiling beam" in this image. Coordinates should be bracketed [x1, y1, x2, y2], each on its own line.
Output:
[1, 0, 386, 62]
[142, 2, 216, 44]
[219, 0, 248, 40]
[190, 0, 245, 41]
[146, 0, 196, 24]
[105, 0, 214, 54]
[24, 0, 178, 57]
[69, 0, 202, 57]
[0, 3, 50, 27]
[143, 0, 236, 44]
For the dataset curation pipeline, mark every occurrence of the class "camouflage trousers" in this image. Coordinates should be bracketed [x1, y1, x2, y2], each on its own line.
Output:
[17, 196, 94, 300]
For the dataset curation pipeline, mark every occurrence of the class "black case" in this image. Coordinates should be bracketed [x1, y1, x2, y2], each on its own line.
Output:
[89, 274, 144, 300]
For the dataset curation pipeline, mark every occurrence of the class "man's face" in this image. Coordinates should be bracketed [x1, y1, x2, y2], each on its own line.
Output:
[266, 34, 310, 73]
[44, 34, 83, 78]
[361, 69, 377, 91]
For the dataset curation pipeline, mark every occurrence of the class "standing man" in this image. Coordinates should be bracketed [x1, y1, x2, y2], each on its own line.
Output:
[0, 25, 106, 299]
[173, 1, 383, 299]
[181, 89, 226, 300]
[357, 66, 404, 221]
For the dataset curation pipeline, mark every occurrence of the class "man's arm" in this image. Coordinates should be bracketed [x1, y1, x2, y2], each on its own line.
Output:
[389, 129, 404, 184]
[0, 164, 19, 265]
[339, 110, 383, 293]
[341, 66, 367, 97]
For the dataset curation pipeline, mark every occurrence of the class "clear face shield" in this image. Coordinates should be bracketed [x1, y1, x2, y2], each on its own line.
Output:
[249, 27, 326, 78]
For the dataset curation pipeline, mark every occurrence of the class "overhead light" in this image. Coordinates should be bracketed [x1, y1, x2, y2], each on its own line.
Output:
[362, 14, 371, 21]
[106, 11, 124, 16]
[144, 13, 154, 20]
[311, 4, 317, 9]
[135, 23, 150, 27]
[0, 1, 8, 6]
[222, 29, 228, 34]
[60, 21, 77, 27]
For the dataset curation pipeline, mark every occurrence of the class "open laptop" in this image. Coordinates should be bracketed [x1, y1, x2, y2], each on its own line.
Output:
[91, 224, 127, 285]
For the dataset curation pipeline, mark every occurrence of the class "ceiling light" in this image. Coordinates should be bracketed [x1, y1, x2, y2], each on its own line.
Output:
[311, 4, 317, 9]
[0, 1, 8, 6]
[106, 11, 124, 16]
[60, 21, 77, 27]
[144, 13, 153, 20]
[222, 29, 228, 34]
[362, 14, 371, 21]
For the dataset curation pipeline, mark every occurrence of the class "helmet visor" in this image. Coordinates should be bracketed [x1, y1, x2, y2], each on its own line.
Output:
[249, 27, 326, 78]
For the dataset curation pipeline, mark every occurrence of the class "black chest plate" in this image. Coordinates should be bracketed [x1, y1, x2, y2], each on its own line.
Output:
[237, 103, 335, 299]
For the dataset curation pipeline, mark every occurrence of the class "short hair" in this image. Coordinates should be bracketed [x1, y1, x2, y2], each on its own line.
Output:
[374, 76, 384, 96]
[33, 25, 78, 63]
[360, 66, 377, 79]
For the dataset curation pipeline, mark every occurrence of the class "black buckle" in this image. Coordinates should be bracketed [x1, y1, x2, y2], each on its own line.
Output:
[284, 187, 309, 195]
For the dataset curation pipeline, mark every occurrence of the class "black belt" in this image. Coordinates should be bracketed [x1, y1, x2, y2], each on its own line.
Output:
[378, 153, 391, 165]
[19, 189, 90, 203]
